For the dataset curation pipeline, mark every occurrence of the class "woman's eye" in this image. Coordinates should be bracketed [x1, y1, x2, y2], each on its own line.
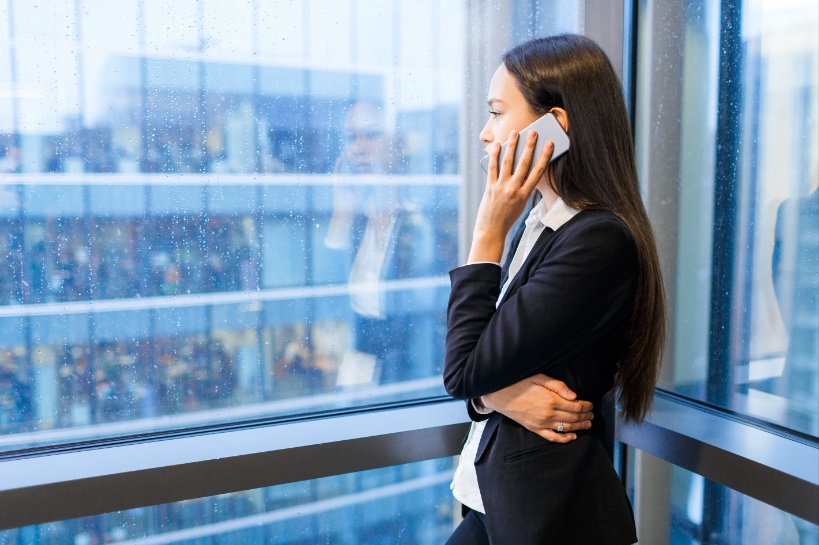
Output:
[488, 110, 500, 119]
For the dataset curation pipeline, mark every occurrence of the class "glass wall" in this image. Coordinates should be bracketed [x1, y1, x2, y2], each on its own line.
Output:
[626, 448, 818, 544]
[0, 457, 457, 545]
[635, 0, 818, 437]
[633, 0, 818, 542]
[0, 1, 588, 539]
[0, 0, 464, 450]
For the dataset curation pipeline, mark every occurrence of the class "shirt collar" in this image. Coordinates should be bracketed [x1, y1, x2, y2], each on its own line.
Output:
[525, 196, 581, 231]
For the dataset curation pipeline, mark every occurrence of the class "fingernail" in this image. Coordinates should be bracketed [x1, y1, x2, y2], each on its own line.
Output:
[510, 130, 518, 139]
[570, 434, 577, 440]
[529, 130, 538, 139]
[590, 413, 594, 419]
[547, 141, 554, 149]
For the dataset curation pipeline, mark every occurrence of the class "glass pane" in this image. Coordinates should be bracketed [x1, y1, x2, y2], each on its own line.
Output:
[636, 0, 819, 437]
[626, 448, 818, 544]
[0, 0, 463, 451]
[0, 458, 458, 542]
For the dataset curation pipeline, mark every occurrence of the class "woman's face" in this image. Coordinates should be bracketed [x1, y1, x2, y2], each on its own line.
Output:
[479, 64, 539, 154]
[343, 102, 390, 173]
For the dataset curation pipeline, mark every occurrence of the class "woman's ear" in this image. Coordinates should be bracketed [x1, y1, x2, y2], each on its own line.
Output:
[549, 107, 569, 133]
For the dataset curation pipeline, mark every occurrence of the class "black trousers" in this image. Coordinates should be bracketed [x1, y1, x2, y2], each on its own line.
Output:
[445, 509, 490, 545]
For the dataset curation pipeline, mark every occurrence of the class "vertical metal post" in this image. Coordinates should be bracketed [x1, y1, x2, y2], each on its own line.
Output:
[584, 0, 625, 80]
[706, 0, 742, 408]
[460, 0, 513, 265]
[622, 0, 639, 130]
[702, 0, 743, 542]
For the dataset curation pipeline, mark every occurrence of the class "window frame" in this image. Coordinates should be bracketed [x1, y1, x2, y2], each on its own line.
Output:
[616, 0, 819, 532]
[0, 399, 470, 529]
[0, 0, 570, 530]
[617, 391, 819, 525]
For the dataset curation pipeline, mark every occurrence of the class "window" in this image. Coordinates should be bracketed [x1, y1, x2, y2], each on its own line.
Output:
[0, 0, 466, 450]
[1, 458, 457, 544]
[627, 449, 818, 544]
[624, 0, 819, 540]
[0, 0, 587, 534]
[635, 0, 818, 438]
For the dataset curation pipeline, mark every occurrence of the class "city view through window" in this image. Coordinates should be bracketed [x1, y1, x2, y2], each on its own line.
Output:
[0, 0, 485, 541]
[2, 1, 815, 544]
[0, 0, 466, 451]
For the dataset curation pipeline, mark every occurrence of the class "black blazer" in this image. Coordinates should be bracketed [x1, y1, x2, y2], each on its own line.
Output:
[444, 209, 638, 545]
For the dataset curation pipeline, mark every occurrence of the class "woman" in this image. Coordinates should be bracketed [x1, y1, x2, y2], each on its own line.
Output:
[443, 34, 665, 544]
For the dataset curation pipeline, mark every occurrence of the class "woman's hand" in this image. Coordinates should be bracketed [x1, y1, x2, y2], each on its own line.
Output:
[480, 374, 593, 443]
[468, 131, 554, 264]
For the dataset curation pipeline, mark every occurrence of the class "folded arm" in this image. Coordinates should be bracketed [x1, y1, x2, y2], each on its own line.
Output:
[443, 217, 636, 401]
[477, 374, 594, 442]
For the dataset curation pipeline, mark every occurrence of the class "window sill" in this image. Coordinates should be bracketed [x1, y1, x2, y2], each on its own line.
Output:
[617, 391, 819, 524]
[0, 399, 471, 530]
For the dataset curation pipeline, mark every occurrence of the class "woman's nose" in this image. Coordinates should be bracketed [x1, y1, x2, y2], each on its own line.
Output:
[479, 117, 493, 143]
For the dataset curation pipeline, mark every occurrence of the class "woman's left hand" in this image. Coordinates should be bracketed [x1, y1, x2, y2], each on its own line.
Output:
[479, 374, 593, 443]
[468, 130, 554, 264]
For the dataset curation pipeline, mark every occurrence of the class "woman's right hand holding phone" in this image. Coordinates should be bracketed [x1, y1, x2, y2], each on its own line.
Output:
[467, 130, 554, 264]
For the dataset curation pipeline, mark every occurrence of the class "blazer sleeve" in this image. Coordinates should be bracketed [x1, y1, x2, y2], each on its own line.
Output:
[463, 218, 527, 421]
[443, 217, 637, 400]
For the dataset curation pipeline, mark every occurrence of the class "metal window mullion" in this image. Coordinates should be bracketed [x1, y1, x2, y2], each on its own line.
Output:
[703, 2, 743, 541]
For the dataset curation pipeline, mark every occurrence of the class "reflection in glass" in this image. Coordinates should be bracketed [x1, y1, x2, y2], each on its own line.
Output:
[636, 0, 819, 436]
[0, 458, 457, 545]
[627, 448, 818, 544]
[770, 190, 818, 434]
[0, 0, 461, 450]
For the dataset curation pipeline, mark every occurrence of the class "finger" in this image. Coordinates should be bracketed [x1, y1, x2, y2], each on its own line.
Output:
[552, 398, 594, 414]
[529, 381, 592, 413]
[551, 409, 594, 424]
[550, 417, 593, 433]
[521, 139, 554, 194]
[539, 376, 576, 400]
[499, 130, 519, 179]
[548, 393, 594, 414]
[536, 429, 577, 443]
[487, 141, 501, 183]
[512, 129, 538, 182]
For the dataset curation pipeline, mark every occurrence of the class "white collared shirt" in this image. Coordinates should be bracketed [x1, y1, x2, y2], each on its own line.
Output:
[450, 196, 580, 513]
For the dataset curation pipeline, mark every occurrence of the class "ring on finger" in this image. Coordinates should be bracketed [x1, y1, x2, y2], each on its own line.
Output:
[557, 421, 565, 433]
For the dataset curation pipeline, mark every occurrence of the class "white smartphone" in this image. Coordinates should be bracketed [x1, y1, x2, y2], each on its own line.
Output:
[480, 112, 570, 175]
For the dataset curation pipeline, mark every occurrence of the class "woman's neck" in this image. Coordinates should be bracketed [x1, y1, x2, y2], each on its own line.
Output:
[536, 176, 560, 211]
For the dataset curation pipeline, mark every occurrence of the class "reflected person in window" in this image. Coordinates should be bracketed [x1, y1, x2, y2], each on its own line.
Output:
[772, 186, 818, 433]
[326, 102, 423, 385]
[443, 35, 666, 544]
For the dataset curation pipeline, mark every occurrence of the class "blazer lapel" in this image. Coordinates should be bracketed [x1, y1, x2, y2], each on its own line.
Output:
[500, 220, 527, 289]
[474, 416, 499, 465]
[497, 227, 558, 306]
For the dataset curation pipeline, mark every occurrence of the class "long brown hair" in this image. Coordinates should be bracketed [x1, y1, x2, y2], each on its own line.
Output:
[503, 34, 666, 422]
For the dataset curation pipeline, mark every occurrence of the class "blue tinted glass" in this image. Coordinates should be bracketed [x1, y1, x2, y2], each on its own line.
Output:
[0, 458, 457, 545]
[0, 0, 462, 450]
[636, 0, 819, 437]
[626, 448, 818, 544]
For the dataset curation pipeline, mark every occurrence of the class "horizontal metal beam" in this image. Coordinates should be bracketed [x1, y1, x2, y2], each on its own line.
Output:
[0, 401, 471, 530]
[0, 276, 450, 319]
[0, 379, 444, 452]
[0, 173, 461, 186]
[6, 389, 814, 530]
[617, 393, 819, 525]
